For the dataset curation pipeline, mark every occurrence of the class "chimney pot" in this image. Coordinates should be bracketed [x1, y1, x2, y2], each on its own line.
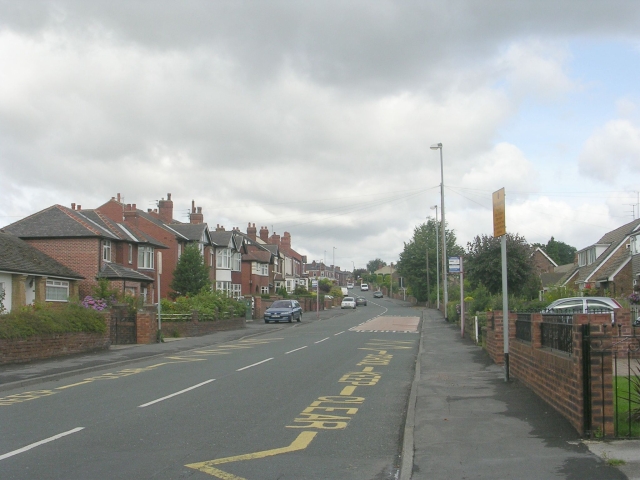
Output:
[71, 203, 76, 210]
[77, 205, 81, 210]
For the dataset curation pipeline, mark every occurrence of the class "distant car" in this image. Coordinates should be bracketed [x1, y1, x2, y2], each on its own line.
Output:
[341, 296, 357, 309]
[373, 291, 383, 298]
[356, 297, 367, 306]
[347, 283, 354, 289]
[341, 287, 349, 296]
[544, 297, 622, 314]
[360, 283, 369, 291]
[264, 300, 302, 323]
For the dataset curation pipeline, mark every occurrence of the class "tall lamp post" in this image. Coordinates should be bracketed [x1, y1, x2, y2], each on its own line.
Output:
[431, 143, 448, 321]
[430, 205, 440, 309]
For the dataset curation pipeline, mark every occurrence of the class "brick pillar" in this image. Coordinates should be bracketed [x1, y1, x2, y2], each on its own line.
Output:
[34, 276, 47, 304]
[136, 308, 158, 344]
[588, 327, 615, 437]
[531, 313, 542, 348]
[490, 311, 505, 365]
[12, 275, 27, 309]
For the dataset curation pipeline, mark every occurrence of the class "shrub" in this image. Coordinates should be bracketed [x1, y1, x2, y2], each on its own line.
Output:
[161, 290, 246, 319]
[0, 303, 107, 339]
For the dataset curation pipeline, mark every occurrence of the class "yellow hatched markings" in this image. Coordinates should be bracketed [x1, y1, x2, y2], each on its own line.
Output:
[0, 339, 285, 407]
[185, 431, 317, 479]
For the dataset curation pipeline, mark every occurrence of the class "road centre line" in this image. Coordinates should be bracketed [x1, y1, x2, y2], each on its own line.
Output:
[0, 427, 84, 461]
[285, 346, 308, 354]
[138, 379, 215, 408]
[334, 331, 345, 335]
[237, 358, 273, 371]
[314, 337, 330, 344]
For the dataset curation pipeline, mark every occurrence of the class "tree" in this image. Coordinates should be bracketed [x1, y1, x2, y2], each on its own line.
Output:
[366, 258, 387, 273]
[396, 219, 463, 302]
[465, 233, 538, 298]
[170, 243, 211, 297]
[542, 237, 576, 265]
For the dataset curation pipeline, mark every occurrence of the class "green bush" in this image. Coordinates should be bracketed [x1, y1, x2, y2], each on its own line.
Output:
[161, 290, 246, 319]
[0, 303, 107, 340]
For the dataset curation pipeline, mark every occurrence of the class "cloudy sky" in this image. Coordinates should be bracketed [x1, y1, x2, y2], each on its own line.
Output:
[1, 1, 640, 269]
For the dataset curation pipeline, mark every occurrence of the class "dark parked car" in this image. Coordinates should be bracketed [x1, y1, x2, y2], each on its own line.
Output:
[356, 297, 367, 306]
[373, 291, 383, 298]
[264, 300, 302, 323]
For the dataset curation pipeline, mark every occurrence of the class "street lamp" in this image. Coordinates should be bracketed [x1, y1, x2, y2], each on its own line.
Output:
[430, 205, 440, 309]
[431, 143, 448, 321]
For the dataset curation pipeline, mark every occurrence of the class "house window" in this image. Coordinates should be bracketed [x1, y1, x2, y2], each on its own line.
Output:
[138, 246, 155, 269]
[217, 248, 231, 269]
[260, 286, 269, 294]
[260, 263, 269, 276]
[216, 281, 230, 294]
[102, 240, 112, 262]
[231, 284, 242, 298]
[232, 252, 242, 272]
[128, 244, 133, 264]
[46, 280, 69, 302]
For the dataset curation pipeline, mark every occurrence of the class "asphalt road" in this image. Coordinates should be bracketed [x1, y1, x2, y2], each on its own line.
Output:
[0, 291, 420, 480]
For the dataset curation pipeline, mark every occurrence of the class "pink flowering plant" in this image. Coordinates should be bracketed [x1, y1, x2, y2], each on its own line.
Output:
[81, 296, 109, 311]
[628, 293, 640, 305]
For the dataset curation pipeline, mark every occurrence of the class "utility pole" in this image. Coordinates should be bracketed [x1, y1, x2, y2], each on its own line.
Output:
[426, 246, 430, 308]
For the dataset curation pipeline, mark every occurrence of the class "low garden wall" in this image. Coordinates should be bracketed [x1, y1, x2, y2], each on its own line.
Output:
[161, 315, 245, 338]
[0, 331, 110, 365]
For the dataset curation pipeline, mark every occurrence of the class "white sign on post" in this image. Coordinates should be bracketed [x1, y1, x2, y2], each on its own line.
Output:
[448, 256, 461, 273]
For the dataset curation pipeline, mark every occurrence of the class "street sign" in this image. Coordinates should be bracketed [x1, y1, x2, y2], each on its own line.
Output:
[311, 280, 318, 288]
[448, 256, 461, 273]
[493, 188, 506, 237]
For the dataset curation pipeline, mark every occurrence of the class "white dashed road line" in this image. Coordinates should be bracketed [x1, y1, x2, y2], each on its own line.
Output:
[0, 427, 84, 461]
[138, 379, 216, 408]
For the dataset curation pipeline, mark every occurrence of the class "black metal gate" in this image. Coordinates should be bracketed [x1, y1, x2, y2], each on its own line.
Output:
[111, 307, 137, 345]
[583, 323, 640, 438]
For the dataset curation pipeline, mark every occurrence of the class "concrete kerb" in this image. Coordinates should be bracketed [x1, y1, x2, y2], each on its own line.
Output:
[399, 308, 423, 480]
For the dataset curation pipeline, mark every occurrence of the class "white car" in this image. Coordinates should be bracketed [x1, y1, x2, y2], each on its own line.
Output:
[341, 296, 356, 309]
[360, 283, 369, 291]
[347, 283, 354, 289]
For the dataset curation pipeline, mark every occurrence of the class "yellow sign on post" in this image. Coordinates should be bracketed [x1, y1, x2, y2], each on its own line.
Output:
[492, 188, 506, 237]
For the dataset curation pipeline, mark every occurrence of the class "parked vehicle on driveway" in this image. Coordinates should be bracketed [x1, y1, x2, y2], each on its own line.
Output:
[341, 297, 356, 309]
[356, 297, 367, 306]
[264, 300, 302, 323]
[544, 297, 621, 314]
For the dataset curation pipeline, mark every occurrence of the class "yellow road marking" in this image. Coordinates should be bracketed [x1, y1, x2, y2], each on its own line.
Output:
[185, 431, 317, 478]
[340, 386, 357, 396]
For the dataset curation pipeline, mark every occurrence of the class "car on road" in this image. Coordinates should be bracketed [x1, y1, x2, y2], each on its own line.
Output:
[341, 296, 356, 309]
[373, 291, 383, 298]
[264, 300, 302, 323]
[544, 297, 622, 314]
[356, 297, 367, 306]
[347, 283, 354, 289]
[360, 283, 369, 291]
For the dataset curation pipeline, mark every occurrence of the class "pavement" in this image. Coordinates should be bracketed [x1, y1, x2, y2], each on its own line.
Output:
[403, 307, 640, 480]
[2, 302, 639, 479]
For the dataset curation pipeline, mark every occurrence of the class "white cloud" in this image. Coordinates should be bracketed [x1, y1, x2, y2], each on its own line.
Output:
[578, 119, 640, 183]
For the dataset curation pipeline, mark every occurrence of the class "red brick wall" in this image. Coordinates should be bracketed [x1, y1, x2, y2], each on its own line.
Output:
[489, 311, 616, 436]
[25, 237, 101, 298]
[137, 309, 158, 343]
[0, 332, 110, 365]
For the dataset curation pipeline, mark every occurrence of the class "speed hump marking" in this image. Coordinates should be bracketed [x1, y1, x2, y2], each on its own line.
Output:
[185, 431, 317, 479]
[350, 316, 420, 333]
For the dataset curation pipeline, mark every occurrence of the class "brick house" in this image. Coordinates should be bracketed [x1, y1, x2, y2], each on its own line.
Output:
[209, 226, 244, 298]
[97, 194, 217, 301]
[3, 204, 162, 301]
[0, 231, 84, 312]
[561, 219, 640, 296]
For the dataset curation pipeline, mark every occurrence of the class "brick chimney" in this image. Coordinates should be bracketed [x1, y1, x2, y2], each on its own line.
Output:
[190, 200, 204, 224]
[158, 193, 173, 224]
[124, 203, 138, 220]
[247, 223, 257, 241]
[259, 226, 269, 242]
[216, 224, 225, 232]
[282, 231, 291, 249]
[270, 232, 281, 246]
